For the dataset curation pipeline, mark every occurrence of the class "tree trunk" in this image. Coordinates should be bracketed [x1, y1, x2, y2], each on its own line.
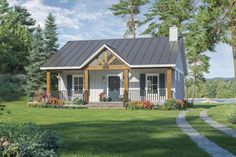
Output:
[231, 20, 236, 78]
[191, 61, 196, 104]
[130, 0, 136, 38]
[184, 77, 188, 101]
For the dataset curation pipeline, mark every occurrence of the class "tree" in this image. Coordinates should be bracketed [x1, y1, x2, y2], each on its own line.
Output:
[141, 0, 218, 103]
[44, 12, 58, 58]
[110, 0, 149, 38]
[142, 0, 194, 36]
[14, 6, 36, 32]
[25, 26, 46, 97]
[0, 1, 34, 74]
[200, 0, 236, 77]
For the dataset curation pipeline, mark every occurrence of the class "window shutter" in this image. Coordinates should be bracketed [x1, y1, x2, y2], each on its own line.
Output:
[140, 74, 146, 96]
[67, 75, 72, 96]
[159, 73, 165, 96]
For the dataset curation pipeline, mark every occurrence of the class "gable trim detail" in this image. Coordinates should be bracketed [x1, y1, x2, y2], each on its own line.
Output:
[80, 44, 130, 68]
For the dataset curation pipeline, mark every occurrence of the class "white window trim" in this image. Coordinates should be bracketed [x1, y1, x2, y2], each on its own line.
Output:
[72, 75, 84, 92]
[146, 73, 159, 94]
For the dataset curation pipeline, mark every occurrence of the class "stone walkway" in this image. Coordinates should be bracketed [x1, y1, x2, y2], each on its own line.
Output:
[177, 111, 236, 157]
[200, 109, 236, 139]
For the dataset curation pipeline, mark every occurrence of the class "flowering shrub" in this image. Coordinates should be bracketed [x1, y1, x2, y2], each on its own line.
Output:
[99, 92, 111, 102]
[176, 99, 188, 109]
[126, 101, 155, 110]
[143, 101, 155, 110]
[31, 90, 65, 106]
[126, 101, 143, 110]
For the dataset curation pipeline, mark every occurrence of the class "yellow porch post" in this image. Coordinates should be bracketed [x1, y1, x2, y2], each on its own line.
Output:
[123, 69, 129, 103]
[167, 68, 172, 99]
[46, 71, 51, 95]
[84, 70, 89, 103]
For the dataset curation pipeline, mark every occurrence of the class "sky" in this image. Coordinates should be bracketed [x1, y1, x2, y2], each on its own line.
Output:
[8, 0, 234, 79]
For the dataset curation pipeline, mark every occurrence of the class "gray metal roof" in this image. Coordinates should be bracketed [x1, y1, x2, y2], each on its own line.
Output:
[42, 37, 186, 72]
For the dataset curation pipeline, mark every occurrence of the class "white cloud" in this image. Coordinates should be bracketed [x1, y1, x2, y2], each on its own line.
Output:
[8, 0, 110, 29]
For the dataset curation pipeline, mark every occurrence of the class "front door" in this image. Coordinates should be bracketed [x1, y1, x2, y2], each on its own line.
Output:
[108, 76, 120, 101]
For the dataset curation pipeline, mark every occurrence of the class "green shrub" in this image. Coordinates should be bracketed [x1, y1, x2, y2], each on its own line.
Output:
[227, 111, 236, 124]
[0, 124, 62, 157]
[187, 102, 194, 108]
[73, 98, 85, 105]
[162, 99, 177, 110]
[0, 74, 25, 101]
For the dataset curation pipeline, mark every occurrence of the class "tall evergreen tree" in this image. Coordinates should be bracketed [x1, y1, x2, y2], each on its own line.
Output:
[141, 0, 213, 103]
[109, 0, 149, 38]
[0, 0, 34, 74]
[14, 6, 36, 32]
[142, 0, 194, 36]
[198, 0, 236, 78]
[44, 12, 58, 58]
[25, 26, 46, 96]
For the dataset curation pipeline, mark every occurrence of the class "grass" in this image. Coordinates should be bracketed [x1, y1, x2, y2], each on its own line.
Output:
[186, 108, 236, 155]
[0, 98, 210, 157]
[208, 104, 236, 130]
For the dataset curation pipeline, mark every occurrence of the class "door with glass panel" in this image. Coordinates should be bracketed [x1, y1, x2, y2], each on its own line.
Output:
[73, 76, 84, 99]
[146, 75, 159, 101]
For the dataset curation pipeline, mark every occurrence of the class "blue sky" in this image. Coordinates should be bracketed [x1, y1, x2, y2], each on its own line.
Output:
[9, 0, 234, 79]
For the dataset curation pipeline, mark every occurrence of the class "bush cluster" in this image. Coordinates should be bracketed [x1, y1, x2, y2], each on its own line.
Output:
[0, 124, 61, 157]
[126, 101, 155, 110]
[0, 74, 25, 100]
[72, 98, 86, 105]
[162, 99, 192, 110]
[28, 102, 87, 109]
[227, 111, 236, 124]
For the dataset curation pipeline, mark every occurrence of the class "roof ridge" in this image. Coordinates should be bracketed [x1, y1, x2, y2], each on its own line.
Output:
[67, 36, 169, 42]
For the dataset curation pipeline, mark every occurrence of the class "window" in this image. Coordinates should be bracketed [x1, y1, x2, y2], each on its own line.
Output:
[147, 75, 158, 94]
[175, 71, 178, 81]
[178, 72, 180, 81]
[73, 76, 83, 94]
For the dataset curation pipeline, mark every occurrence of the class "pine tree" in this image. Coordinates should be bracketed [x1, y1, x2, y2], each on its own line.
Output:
[198, 0, 236, 78]
[25, 26, 46, 97]
[109, 0, 149, 38]
[44, 12, 58, 58]
[141, 0, 213, 103]
[142, 0, 194, 36]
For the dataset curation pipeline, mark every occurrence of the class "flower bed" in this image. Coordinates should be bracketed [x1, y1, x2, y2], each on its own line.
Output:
[28, 102, 87, 109]
[125, 101, 155, 110]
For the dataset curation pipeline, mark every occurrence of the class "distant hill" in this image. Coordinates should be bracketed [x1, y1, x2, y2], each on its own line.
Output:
[206, 77, 234, 81]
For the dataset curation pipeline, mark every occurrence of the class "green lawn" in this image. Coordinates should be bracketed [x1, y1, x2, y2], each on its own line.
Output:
[0, 98, 210, 157]
[186, 108, 236, 155]
[208, 104, 236, 130]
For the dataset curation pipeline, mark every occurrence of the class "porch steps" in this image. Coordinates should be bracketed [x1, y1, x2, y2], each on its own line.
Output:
[85, 102, 124, 109]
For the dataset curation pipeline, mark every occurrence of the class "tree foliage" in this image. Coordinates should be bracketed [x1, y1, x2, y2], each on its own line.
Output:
[190, 79, 236, 98]
[0, 0, 34, 74]
[110, 0, 149, 38]
[25, 26, 46, 97]
[44, 12, 58, 58]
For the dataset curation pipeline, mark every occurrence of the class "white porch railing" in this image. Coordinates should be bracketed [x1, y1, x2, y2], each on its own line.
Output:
[52, 90, 84, 101]
[52, 88, 175, 102]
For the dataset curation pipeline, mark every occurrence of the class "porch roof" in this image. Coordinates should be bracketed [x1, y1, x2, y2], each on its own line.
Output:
[41, 37, 186, 72]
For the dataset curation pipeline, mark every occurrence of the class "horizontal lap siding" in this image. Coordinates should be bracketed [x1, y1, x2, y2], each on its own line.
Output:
[129, 68, 170, 101]
[89, 70, 123, 102]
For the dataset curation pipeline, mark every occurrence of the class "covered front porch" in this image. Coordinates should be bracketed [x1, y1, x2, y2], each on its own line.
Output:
[46, 68, 174, 103]
[45, 45, 175, 104]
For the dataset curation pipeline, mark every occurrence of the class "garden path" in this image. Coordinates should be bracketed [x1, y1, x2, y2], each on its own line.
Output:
[200, 109, 236, 139]
[177, 111, 236, 157]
